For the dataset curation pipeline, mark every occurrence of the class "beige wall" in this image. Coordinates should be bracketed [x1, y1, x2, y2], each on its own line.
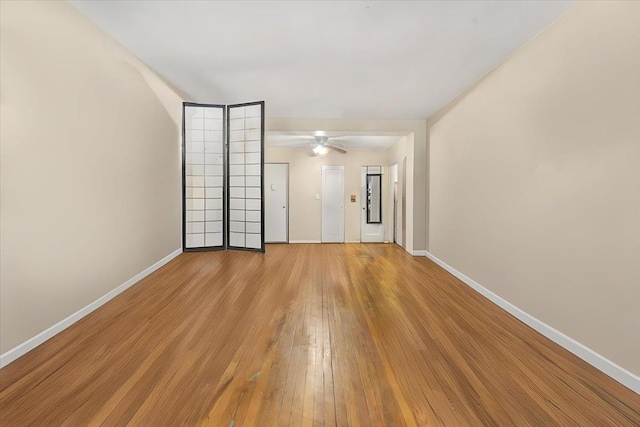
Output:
[265, 147, 390, 243]
[428, 1, 640, 375]
[266, 118, 427, 253]
[0, 1, 183, 354]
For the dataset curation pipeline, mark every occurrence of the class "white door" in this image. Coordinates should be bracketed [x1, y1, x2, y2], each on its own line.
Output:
[361, 166, 385, 242]
[265, 163, 288, 243]
[322, 166, 344, 243]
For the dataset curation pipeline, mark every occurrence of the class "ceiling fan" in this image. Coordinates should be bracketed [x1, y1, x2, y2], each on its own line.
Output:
[309, 135, 347, 155]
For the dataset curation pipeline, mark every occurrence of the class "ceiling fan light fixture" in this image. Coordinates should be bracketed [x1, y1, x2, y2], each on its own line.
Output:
[313, 144, 329, 155]
[315, 136, 329, 145]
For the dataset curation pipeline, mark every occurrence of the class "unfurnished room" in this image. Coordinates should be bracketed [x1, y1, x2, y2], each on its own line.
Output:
[0, 1, 639, 425]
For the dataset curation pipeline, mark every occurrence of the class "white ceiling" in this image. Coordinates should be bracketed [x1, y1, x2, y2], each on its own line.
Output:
[266, 131, 406, 149]
[70, 0, 574, 119]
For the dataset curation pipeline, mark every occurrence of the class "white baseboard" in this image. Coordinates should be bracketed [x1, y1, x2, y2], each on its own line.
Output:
[290, 240, 393, 244]
[424, 251, 640, 395]
[411, 250, 427, 256]
[0, 248, 183, 369]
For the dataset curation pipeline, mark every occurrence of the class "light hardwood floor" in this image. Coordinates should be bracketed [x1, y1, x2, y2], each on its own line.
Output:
[1, 244, 638, 426]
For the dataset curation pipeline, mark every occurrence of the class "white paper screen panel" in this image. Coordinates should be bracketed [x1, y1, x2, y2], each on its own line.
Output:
[227, 102, 264, 251]
[184, 104, 225, 249]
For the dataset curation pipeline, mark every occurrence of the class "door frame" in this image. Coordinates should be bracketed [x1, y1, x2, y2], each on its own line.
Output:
[265, 162, 289, 244]
[401, 156, 407, 249]
[389, 163, 398, 244]
[321, 165, 345, 243]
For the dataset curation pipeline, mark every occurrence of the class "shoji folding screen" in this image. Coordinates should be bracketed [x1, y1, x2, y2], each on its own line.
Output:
[227, 103, 264, 250]
[183, 104, 225, 250]
[182, 101, 265, 253]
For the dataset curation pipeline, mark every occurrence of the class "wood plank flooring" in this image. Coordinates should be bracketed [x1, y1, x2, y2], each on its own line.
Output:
[1, 244, 638, 426]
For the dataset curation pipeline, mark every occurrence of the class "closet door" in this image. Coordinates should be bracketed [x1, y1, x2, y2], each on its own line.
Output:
[227, 101, 265, 252]
[183, 103, 225, 250]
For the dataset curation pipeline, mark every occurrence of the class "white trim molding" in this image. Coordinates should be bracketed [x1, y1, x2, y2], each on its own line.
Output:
[424, 251, 640, 395]
[289, 240, 322, 244]
[0, 248, 183, 368]
[411, 250, 427, 256]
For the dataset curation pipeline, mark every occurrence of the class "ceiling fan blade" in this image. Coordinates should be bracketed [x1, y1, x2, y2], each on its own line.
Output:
[326, 143, 347, 154]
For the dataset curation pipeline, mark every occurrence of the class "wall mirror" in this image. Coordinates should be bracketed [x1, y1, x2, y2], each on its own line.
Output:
[366, 173, 382, 224]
